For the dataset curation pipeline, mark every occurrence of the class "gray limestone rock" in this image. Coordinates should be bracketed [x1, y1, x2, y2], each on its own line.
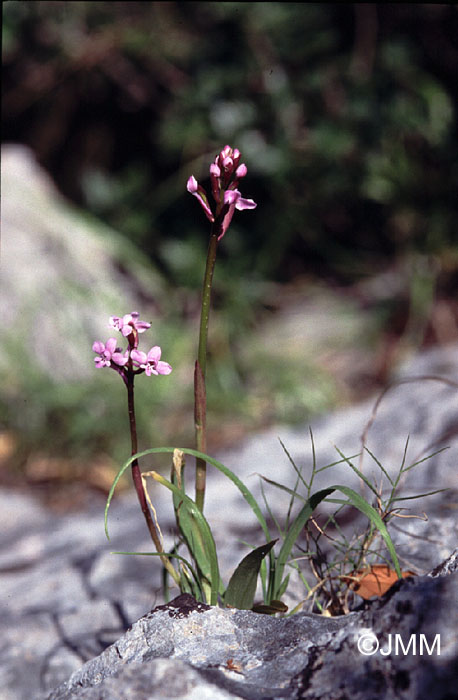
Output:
[50, 658, 244, 700]
[1, 144, 163, 381]
[45, 569, 457, 700]
[0, 336, 456, 699]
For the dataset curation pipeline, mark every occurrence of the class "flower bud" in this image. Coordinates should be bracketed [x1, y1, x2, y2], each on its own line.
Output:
[235, 163, 247, 179]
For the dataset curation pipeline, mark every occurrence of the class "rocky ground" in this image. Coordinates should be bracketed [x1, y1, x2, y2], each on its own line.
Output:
[2, 144, 457, 699]
[1, 342, 457, 700]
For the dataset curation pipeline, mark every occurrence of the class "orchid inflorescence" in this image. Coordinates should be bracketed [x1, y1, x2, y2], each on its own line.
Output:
[92, 311, 172, 385]
[186, 145, 257, 511]
[187, 145, 257, 240]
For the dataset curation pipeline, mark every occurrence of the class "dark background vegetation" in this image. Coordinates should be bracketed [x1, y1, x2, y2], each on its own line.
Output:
[2, 2, 458, 500]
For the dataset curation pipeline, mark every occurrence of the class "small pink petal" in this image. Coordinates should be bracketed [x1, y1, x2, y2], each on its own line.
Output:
[92, 341, 105, 353]
[187, 180, 215, 222]
[136, 322, 151, 333]
[112, 352, 129, 366]
[109, 316, 122, 330]
[224, 190, 239, 205]
[235, 196, 257, 210]
[186, 175, 199, 193]
[156, 361, 172, 375]
[105, 338, 118, 353]
[147, 346, 162, 363]
[131, 349, 146, 364]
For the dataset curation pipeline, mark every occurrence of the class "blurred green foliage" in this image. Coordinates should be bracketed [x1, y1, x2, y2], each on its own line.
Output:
[2, 2, 458, 483]
[3, 2, 457, 284]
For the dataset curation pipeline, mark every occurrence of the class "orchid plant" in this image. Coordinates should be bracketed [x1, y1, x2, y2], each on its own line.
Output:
[99, 146, 407, 612]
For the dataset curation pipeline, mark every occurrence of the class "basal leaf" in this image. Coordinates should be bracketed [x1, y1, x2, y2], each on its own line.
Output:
[148, 471, 220, 605]
[224, 540, 277, 610]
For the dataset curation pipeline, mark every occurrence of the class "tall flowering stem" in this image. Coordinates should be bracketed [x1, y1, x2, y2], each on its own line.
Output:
[187, 146, 256, 512]
[194, 226, 219, 511]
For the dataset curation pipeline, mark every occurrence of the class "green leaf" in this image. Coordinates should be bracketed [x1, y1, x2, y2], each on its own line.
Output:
[334, 446, 381, 497]
[276, 574, 290, 600]
[272, 483, 402, 598]
[364, 446, 394, 486]
[278, 437, 309, 492]
[252, 599, 289, 615]
[224, 540, 277, 610]
[105, 447, 271, 543]
[104, 447, 274, 606]
[273, 487, 334, 598]
[151, 471, 221, 605]
[390, 487, 447, 502]
[259, 474, 308, 504]
[402, 446, 449, 473]
[333, 484, 401, 576]
[111, 549, 205, 600]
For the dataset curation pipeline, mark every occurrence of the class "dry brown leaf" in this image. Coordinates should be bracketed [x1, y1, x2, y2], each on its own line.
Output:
[343, 564, 415, 599]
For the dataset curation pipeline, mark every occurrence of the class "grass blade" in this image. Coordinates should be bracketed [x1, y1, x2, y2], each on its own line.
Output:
[273, 487, 335, 598]
[105, 447, 271, 542]
[332, 485, 401, 577]
[278, 437, 309, 491]
[364, 446, 394, 487]
[334, 446, 380, 497]
[390, 488, 448, 502]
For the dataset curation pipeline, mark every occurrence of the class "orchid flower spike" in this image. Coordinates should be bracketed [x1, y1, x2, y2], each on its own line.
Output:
[187, 145, 256, 238]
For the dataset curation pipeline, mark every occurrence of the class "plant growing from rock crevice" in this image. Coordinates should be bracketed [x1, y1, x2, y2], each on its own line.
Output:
[99, 145, 415, 613]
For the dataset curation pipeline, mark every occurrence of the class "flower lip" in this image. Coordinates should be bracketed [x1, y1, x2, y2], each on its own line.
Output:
[224, 189, 257, 210]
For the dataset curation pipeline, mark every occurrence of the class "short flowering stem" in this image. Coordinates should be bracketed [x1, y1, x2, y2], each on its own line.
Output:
[194, 227, 219, 512]
[126, 369, 179, 582]
[126, 370, 158, 541]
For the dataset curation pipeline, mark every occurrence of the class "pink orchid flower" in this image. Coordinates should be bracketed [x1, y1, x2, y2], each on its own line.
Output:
[93, 338, 129, 368]
[219, 189, 257, 240]
[187, 145, 256, 238]
[130, 346, 172, 376]
[109, 312, 151, 337]
[187, 176, 215, 223]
